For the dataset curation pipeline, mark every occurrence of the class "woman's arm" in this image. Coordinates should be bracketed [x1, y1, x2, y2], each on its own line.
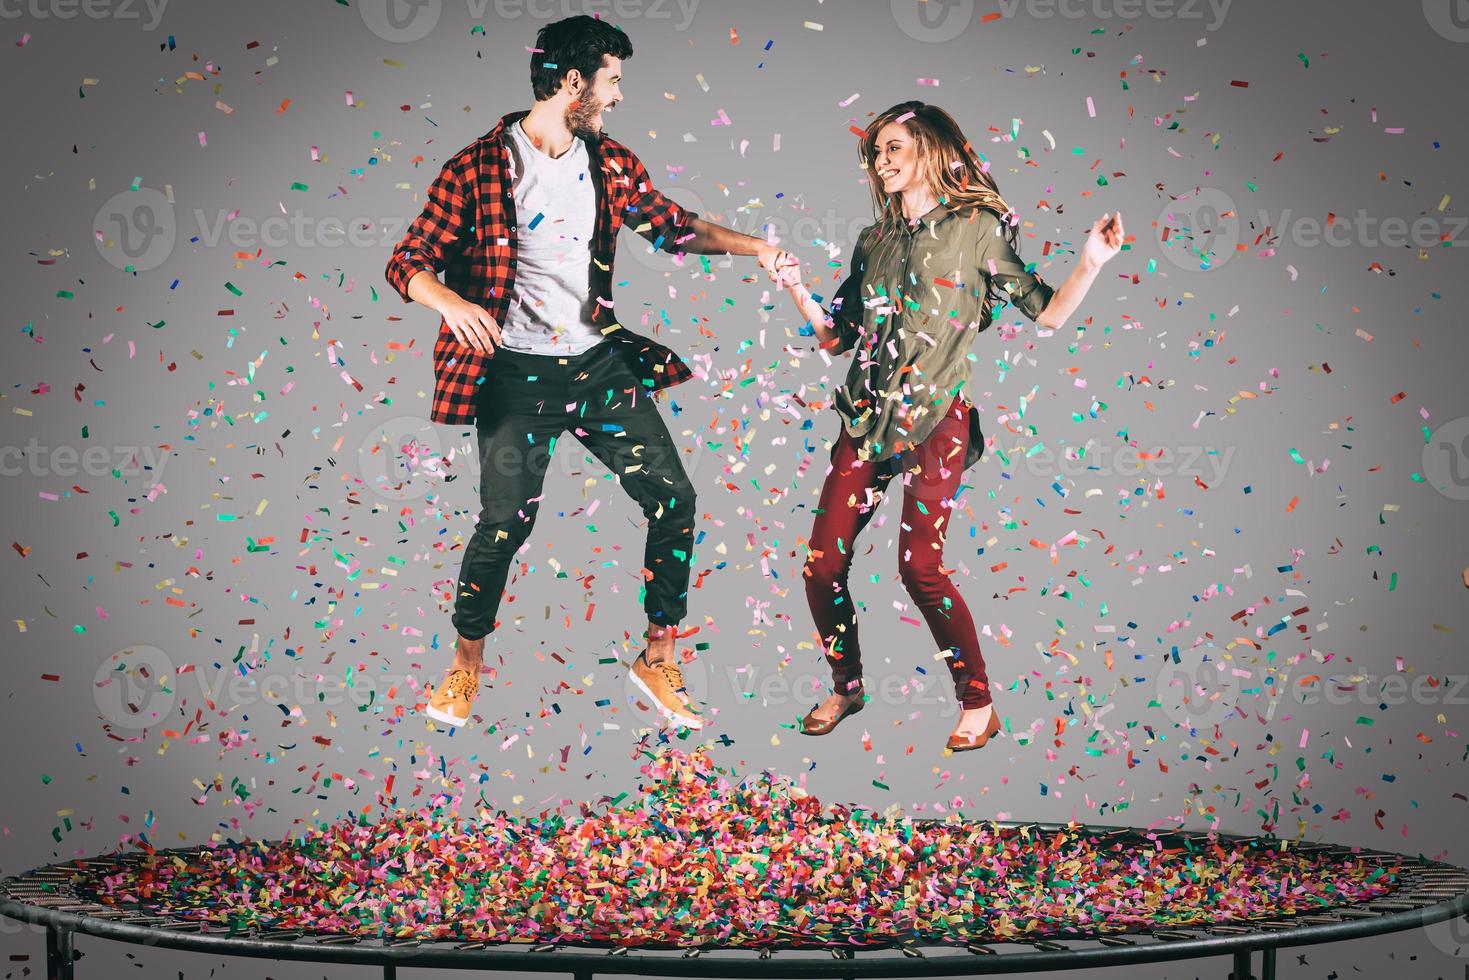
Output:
[785, 280, 845, 352]
[1035, 211, 1125, 330]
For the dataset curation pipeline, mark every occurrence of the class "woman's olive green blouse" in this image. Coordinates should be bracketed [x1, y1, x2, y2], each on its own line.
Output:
[826, 203, 1055, 473]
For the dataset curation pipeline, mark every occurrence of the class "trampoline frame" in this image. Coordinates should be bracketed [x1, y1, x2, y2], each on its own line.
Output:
[5, 820, 1469, 979]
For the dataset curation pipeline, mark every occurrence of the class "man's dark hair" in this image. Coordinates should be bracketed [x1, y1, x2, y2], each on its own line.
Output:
[529, 16, 633, 102]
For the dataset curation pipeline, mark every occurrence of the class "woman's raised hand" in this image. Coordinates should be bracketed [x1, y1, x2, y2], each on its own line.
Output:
[1082, 211, 1125, 268]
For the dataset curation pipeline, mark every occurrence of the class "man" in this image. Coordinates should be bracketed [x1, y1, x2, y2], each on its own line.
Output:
[385, 15, 787, 731]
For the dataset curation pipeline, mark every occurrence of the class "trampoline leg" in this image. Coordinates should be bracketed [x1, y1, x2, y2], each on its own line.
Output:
[1229, 948, 1256, 980]
[45, 925, 75, 980]
[1260, 947, 1276, 980]
[383, 965, 395, 980]
[571, 970, 594, 980]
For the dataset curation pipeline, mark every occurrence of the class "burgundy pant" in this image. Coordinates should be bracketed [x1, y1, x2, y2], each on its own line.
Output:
[802, 395, 992, 709]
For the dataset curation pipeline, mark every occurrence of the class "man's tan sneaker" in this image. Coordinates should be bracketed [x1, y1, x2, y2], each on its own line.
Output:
[425, 667, 479, 727]
[629, 651, 704, 729]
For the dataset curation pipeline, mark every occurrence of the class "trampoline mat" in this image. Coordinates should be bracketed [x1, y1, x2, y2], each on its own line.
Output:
[41, 748, 1422, 949]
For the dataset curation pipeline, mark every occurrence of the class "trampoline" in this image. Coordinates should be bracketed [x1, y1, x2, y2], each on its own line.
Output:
[6, 748, 1468, 978]
[5, 832, 1469, 979]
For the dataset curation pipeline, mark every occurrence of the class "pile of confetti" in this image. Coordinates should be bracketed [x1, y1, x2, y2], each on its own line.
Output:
[75, 748, 1402, 948]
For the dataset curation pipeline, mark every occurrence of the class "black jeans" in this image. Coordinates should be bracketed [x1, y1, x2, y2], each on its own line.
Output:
[450, 341, 698, 641]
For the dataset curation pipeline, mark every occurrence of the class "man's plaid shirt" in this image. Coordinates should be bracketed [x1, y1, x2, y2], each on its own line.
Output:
[385, 109, 699, 426]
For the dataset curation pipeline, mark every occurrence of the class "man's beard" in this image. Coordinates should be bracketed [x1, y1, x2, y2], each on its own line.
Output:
[565, 94, 605, 141]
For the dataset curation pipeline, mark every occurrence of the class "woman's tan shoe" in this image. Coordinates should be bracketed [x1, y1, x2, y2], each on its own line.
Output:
[946, 704, 1002, 752]
[800, 692, 865, 735]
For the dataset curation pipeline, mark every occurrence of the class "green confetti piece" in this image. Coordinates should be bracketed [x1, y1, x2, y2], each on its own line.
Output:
[225, 282, 243, 297]
[290, 181, 309, 192]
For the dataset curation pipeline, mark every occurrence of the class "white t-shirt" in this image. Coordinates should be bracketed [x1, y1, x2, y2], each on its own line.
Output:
[498, 120, 606, 355]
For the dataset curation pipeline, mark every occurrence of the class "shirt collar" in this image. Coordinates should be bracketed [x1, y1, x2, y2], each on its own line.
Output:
[901, 199, 951, 235]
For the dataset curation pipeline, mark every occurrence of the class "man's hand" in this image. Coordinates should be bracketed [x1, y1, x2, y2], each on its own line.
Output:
[437, 293, 503, 354]
[758, 245, 802, 290]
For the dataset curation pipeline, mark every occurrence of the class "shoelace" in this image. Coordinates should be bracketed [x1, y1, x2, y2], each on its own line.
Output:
[441, 670, 477, 701]
[654, 661, 697, 708]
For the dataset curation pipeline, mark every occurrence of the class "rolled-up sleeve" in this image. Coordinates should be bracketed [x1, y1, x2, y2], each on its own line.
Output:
[385, 148, 475, 303]
[977, 209, 1054, 324]
[624, 151, 700, 256]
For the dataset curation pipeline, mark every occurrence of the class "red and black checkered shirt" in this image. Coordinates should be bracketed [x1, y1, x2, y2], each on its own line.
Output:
[385, 110, 699, 426]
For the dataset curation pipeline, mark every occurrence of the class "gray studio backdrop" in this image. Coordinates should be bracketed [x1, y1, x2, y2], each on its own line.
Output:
[3, 0, 1468, 976]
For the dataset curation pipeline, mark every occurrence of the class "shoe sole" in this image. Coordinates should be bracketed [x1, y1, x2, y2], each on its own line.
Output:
[629, 670, 704, 730]
[424, 703, 470, 727]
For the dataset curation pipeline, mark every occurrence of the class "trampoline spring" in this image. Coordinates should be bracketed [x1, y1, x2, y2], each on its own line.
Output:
[829, 948, 854, 959]
[1152, 930, 1197, 941]
[453, 942, 489, 951]
[1368, 900, 1429, 912]
[1297, 915, 1344, 925]
[759, 948, 773, 960]
[1334, 908, 1383, 919]
[1097, 936, 1136, 947]
[1032, 940, 1069, 952]
[257, 930, 305, 940]
[315, 935, 363, 945]
[1203, 925, 1253, 936]
[682, 947, 702, 959]
[1257, 920, 1300, 931]
[385, 938, 422, 948]
[532, 943, 559, 953]
[966, 943, 997, 955]
[901, 946, 925, 958]
[607, 946, 629, 957]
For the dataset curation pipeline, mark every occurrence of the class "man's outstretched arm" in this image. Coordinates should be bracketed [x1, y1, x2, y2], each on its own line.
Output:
[680, 216, 780, 266]
[623, 150, 787, 276]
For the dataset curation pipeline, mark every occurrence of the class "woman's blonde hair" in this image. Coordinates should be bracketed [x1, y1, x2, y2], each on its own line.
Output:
[860, 100, 1019, 246]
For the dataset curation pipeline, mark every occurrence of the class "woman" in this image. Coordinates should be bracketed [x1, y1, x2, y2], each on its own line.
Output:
[769, 101, 1123, 751]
